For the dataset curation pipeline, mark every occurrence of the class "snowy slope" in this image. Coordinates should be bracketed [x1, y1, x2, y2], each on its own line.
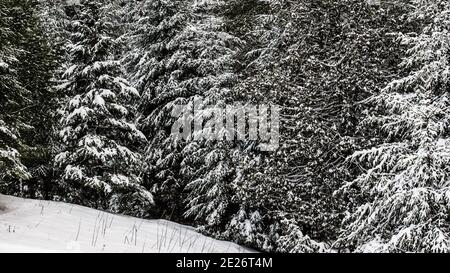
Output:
[0, 194, 254, 253]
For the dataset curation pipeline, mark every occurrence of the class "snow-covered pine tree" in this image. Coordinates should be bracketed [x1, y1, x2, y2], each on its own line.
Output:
[125, 0, 241, 219]
[195, 0, 328, 252]
[7, 0, 61, 198]
[211, 0, 410, 252]
[338, 0, 450, 252]
[124, 0, 189, 218]
[178, 1, 245, 234]
[267, 0, 409, 247]
[55, 0, 153, 217]
[0, 0, 31, 189]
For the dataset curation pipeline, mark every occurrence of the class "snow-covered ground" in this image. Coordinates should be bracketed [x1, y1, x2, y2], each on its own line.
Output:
[0, 194, 254, 253]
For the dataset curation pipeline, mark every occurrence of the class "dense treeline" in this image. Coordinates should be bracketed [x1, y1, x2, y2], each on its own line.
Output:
[0, 0, 449, 252]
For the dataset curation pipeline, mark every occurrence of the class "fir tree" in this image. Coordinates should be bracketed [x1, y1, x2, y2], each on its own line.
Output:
[213, 0, 409, 252]
[339, 0, 450, 252]
[55, 0, 153, 216]
[0, 0, 31, 189]
[9, 0, 61, 198]
[178, 1, 244, 231]
[124, 0, 190, 218]
[125, 0, 241, 219]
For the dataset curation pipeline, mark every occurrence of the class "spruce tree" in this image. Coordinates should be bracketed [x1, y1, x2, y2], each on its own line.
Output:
[9, 0, 61, 198]
[211, 0, 410, 252]
[339, 0, 450, 252]
[178, 1, 245, 232]
[0, 0, 31, 189]
[125, 0, 241, 219]
[55, 0, 153, 216]
[124, 0, 190, 218]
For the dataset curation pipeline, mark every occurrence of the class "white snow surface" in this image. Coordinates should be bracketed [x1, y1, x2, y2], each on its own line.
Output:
[0, 194, 254, 253]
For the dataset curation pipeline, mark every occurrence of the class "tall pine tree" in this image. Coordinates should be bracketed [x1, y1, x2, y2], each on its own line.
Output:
[0, 0, 33, 190]
[339, 0, 450, 252]
[11, 0, 60, 198]
[55, 0, 153, 217]
[125, 0, 241, 220]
